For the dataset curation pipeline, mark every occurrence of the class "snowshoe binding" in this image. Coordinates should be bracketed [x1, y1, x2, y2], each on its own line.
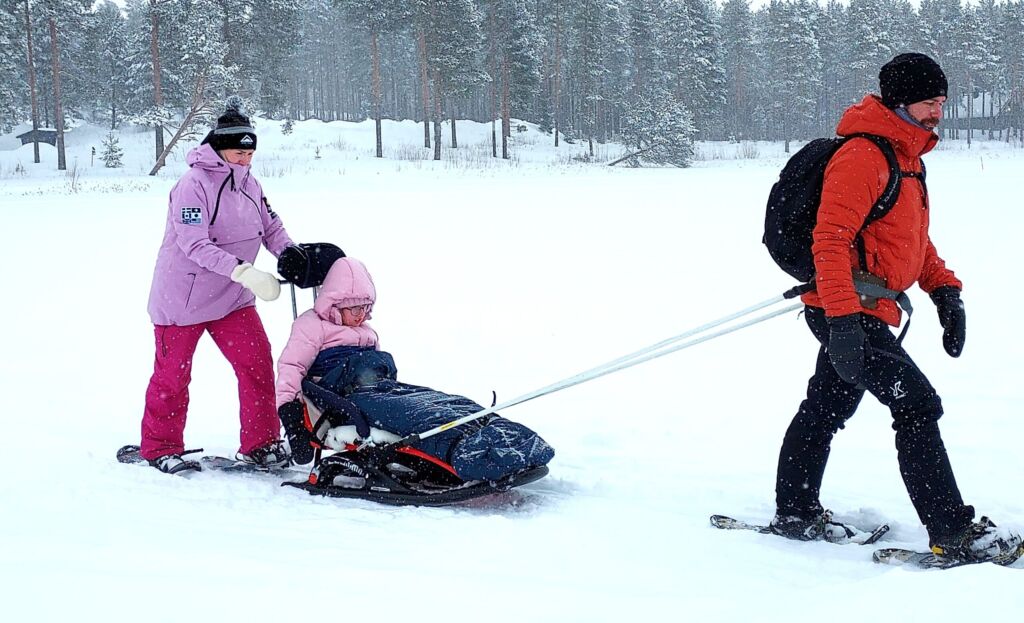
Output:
[711, 510, 889, 546]
[875, 516, 1024, 570]
[117, 444, 201, 475]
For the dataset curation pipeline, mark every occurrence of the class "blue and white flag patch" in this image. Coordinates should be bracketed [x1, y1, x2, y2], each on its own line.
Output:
[181, 207, 203, 225]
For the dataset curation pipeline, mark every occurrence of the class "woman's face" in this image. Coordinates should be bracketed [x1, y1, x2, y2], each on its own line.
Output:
[340, 304, 371, 327]
[220, 149, 255, 165]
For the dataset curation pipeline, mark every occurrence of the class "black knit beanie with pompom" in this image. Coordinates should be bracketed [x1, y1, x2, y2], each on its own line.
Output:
[201, 96, 257, 151]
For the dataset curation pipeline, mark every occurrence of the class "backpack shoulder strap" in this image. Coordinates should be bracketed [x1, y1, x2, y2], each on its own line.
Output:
[845, 133, 903, 227]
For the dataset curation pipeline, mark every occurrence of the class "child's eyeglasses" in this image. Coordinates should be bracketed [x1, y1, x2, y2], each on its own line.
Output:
[345, 304, 372, 314]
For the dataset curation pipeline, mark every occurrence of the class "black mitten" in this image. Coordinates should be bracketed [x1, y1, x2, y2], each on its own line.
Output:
[279, 399, 315, 465]
[827, 314, 867, 384]
[930, 286, 965, 358]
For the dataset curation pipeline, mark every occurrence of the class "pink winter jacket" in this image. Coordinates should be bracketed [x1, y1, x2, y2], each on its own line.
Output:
[147, 144, 294, 326]
[275, 257, 379, 407]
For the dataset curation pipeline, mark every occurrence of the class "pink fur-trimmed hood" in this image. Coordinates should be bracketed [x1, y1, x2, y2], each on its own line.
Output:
[313, 257, 376, 323]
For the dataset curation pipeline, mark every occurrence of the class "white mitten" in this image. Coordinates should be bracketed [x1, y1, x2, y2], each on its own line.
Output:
[231, 262, 281, 301]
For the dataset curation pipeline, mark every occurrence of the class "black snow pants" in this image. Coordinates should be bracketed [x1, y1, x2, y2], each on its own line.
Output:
[775, 306, 974, 543]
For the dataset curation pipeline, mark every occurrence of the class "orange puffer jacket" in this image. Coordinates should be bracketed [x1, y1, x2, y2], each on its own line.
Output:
[801, 94, 962, 327]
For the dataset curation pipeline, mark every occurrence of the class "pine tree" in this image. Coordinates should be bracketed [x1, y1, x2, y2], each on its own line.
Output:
[958, 5, 998, 145]
[845, 0, 899, 99]
[481, 0, 541, 159]
[997, 0, 1024, 139]
[418, 0, 486, 158]
[0, 2, 22, 133]
[764, 0, 821, 151]
[100, 130, 123, 167]
[815, 0, 852, 134]
[617, 0, 696, 166]
[149, 0, 236, 174]
[571, 0, 606, 156]
[340, 0, 411, 157]
[667, 0, 726, 140]
[79, 1, 129, 129]
[720, 0, 756, 141]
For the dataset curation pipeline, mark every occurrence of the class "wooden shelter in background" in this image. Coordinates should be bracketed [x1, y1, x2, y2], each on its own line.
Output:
[16, 128, 59, 146]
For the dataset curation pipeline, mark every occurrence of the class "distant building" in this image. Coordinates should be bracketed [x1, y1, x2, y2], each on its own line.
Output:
[16, 128, 59, 146]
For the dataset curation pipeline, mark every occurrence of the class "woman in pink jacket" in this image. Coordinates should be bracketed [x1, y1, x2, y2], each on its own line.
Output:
[140, 99, 294, 474]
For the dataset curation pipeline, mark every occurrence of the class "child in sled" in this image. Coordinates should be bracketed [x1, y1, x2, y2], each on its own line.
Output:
[274, 256, 554, 481]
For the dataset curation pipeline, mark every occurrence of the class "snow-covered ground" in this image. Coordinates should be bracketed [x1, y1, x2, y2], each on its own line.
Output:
[2, 118, 1022, 621]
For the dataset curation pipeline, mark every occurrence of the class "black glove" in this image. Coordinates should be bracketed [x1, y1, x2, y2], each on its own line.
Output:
[827, 314, 868, 384]
[930, 286, 965, 358]
[278, 399, 315, 465]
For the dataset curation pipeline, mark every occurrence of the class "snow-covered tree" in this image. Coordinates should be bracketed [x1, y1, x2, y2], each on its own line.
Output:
[666, 0, 726, 140]
[720, 0, 757, 141]
[618, 88, 696, 166]
[417, 0, 486, 157]
[149, 0, 237, 174]
[845, 0, 899, 98]
[0, 1, 22, 133]
[77, 1, 129, 128]
[100, 130, 123, 167]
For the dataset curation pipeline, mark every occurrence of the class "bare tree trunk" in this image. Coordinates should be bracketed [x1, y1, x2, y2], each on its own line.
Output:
[371, 30, 383, 158]
[418, 30, 431, 148]
[432, 70, 442, 161]
[151, 72, 209, 176]
[553, 5, 562, 148]
[607, 141, 662, 166]
[23, 0, 40, 164]
[501, 56, 510, 160]
[450, 98, 457, 148]
[489, 10, 497, 158]
[965, 75, 973, 148]
[150, 0, 165, 162]
[47, 17, 65, 171]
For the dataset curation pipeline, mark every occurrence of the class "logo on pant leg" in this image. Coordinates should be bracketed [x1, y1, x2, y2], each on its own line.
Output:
[891, 381, 908, 400]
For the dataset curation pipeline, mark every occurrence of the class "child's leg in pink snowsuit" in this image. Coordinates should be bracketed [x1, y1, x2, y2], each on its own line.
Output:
[207, 306, 280, 455]
[140, 323, 206, 460]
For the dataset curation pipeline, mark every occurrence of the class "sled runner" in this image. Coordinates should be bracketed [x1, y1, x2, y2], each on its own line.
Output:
[283, 442, 549, 507]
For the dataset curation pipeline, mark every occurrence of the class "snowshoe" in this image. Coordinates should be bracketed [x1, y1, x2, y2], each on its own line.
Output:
[282, 442, 549, 507]
[116, 444, 296, 475]
[236, 439, 291, 468]
[876, 517, 1024, 570]
[711, 512, 889, 546]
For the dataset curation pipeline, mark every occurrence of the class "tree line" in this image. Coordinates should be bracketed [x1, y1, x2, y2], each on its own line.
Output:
[1, 0, 1023, 172]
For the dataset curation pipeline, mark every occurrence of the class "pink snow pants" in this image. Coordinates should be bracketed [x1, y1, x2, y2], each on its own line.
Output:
[140, 306, 279, 460]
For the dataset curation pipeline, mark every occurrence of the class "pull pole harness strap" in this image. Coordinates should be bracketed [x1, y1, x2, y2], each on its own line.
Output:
[781, 133, 923, 344]
[783, 279, 914, 343]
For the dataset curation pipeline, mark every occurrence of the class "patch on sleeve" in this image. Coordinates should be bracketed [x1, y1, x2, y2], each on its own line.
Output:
[180, 207, 203, 225]
[263, 196, 278, 220]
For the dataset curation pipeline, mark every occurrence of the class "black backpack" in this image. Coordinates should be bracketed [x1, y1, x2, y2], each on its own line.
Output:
[277, 242, 346, 289]
[763, 133, 910, 283]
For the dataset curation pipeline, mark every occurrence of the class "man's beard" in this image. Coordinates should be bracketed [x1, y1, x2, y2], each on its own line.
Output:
[920, 117, 941, 130]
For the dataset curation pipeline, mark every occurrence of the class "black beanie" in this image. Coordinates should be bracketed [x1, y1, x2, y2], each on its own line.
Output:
[201, 96, 257, 151]
[879, 53, 948, 109]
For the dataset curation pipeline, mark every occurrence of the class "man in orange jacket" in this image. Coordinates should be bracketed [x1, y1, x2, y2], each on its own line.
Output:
[770, 53, 1021, 563]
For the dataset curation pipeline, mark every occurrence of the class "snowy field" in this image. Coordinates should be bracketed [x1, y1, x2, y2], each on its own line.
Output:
[1, 119, 1023, 621]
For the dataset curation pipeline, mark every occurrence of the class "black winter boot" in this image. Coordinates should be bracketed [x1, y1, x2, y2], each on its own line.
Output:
[279, 400, 316, 465]
[931, 517, 1024, 564]
[239, 439, 291, 468]
[149, 453, 201, 475]
[770, 509, 859, 543]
